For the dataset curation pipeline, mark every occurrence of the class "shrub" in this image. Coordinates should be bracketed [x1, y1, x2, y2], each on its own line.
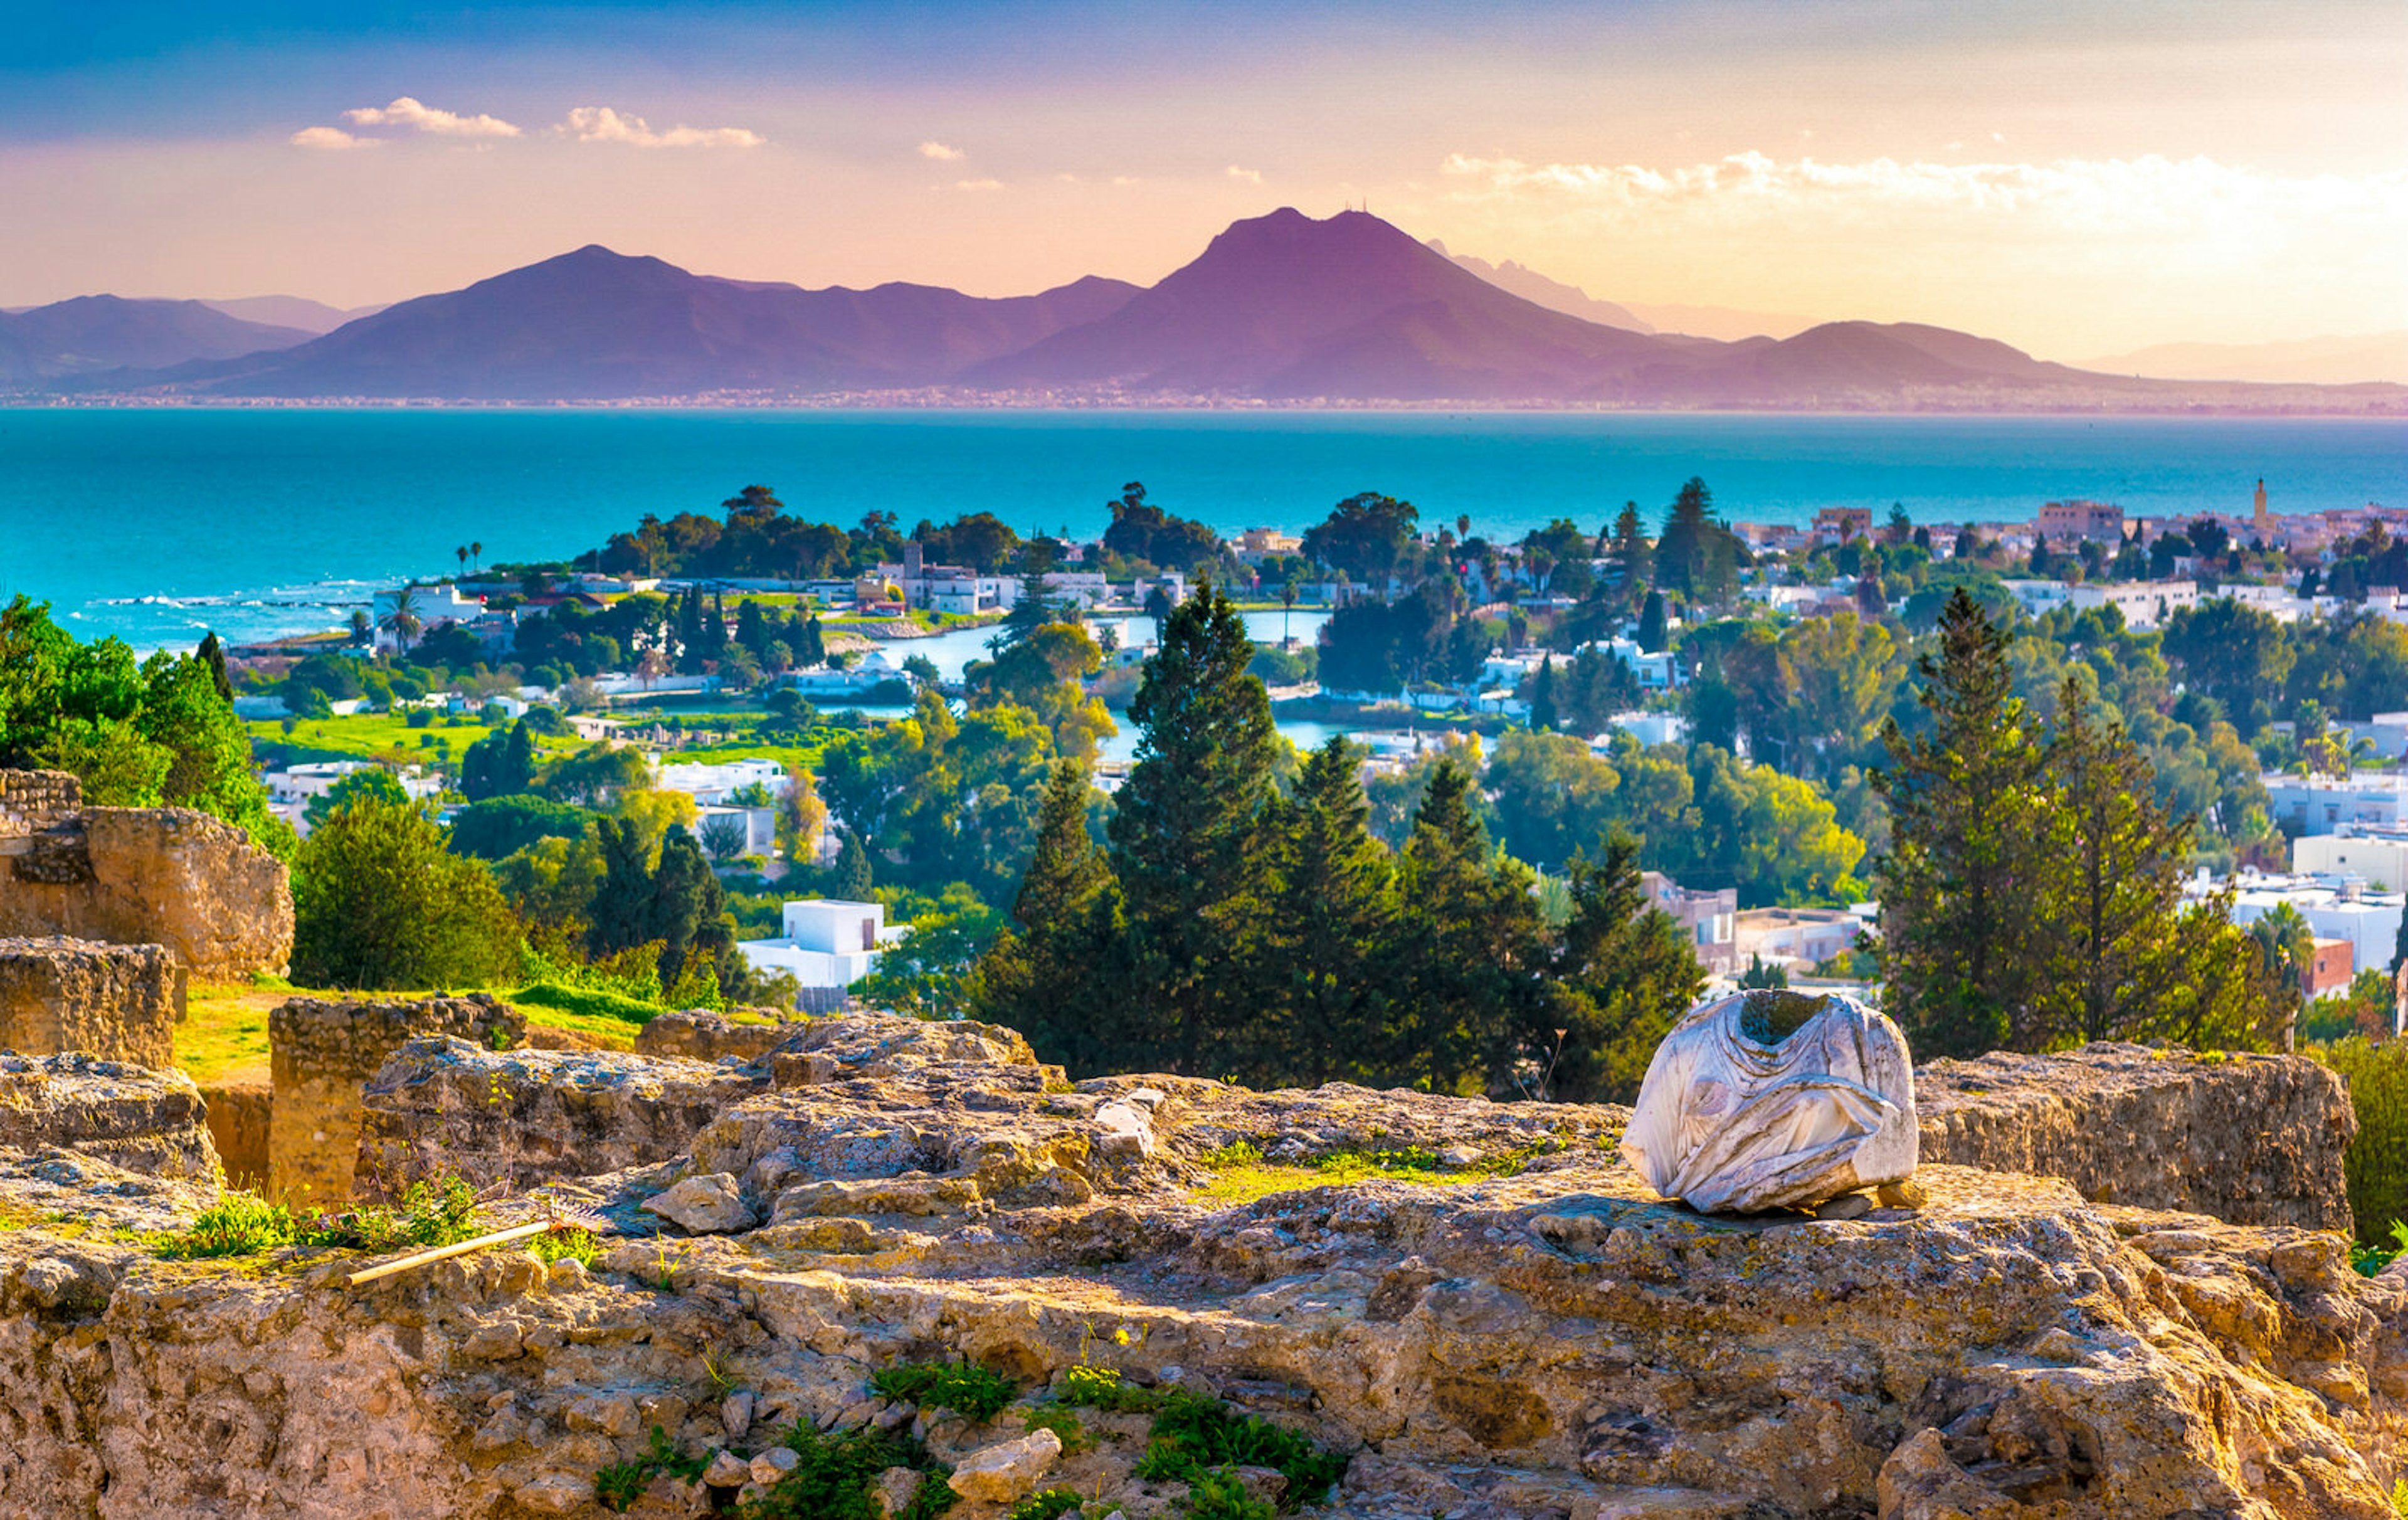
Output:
[1058, 1364, 1161, 1415]
[870, 1360, 1020, 1422]
[2313, 1037, 2408, 1245]
[1180, 1469, 1276, 1520]
[291, 796, 524, 989]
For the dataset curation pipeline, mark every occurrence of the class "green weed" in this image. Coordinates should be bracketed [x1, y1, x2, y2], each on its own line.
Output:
[872, 1360, 1021, 1422]
[1179, 1468, 1276, 1520]
[1058, 1364, 1162, 1415]
[159, 1192, 296, 1259]
[528, 1227, 598, 1267]
[1021, 1407, 1092, 1454]
[1004, 1491, 1087, 1520]
[736, 1423, 953, 1520]
[596, 1427, 707, 1512]
[1133, 1390, 1343, 1511]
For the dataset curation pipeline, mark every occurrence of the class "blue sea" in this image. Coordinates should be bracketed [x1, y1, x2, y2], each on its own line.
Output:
[0, 408, 2399, 652]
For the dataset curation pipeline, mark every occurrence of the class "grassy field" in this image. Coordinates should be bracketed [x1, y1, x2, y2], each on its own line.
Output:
[177, 978, 648, 1089]
[247, 714, 514, 765]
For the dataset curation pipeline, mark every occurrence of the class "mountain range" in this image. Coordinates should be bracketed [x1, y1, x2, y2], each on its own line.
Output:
[8, 209, 2400, 411]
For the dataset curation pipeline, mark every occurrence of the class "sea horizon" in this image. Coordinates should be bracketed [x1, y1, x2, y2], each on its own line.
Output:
[4, 406, 2400, 652]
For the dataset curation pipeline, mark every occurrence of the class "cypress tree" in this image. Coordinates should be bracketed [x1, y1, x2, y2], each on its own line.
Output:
[1871, 588, 2041, 1057]
[585, 817, 656, 958]
[195, 632, 233, 701]
[1635, 589, 1669, 654]
[833, 826, 875, 900]
[649, 825, 730, 989]
[1254, 737, 1396, 1085]
[1107, 579, 1277, 1074]
[1529, 656, 1559, 732]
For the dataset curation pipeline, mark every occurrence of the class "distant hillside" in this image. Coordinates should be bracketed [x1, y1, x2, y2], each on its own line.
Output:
[168, 248, 1141, 399]
[1430, 244, 1652, 332]
[2079, 332, 2408, 386]
[0, 296, 314, 380]
[25, 211, 2404, 413]
[1622, 302, 1819, 342]
[970, 209, 1669, 397]
[201, 295, 390, 335]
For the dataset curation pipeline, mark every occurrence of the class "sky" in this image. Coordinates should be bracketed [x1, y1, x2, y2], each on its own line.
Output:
[3, 0, 2404, 358]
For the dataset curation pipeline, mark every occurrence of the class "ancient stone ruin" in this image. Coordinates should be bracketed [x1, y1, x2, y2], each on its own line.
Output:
[267, 993, 524, 1206]
[0, 934, 184, 1070]
[0, 1001, 2396, 1519]
[0, 768, 292, 981]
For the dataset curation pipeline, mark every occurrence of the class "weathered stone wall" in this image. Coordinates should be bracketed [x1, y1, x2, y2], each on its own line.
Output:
[199, 1080, 270, 1190]
[0, 781, 293, 981]
[268, 995, 522, 1206]
[358, 1037, 768, 1193]
[632, 1008, 795, 1065]
[0, 936, 184, 1070]
[0, 1050, 218, 1183]
[1917, 1041, 2355, 1233]
[0, 769, 80, 842]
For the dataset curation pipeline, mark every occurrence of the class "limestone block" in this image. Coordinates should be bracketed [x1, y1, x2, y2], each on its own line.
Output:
[268, 995, 521, 1206]
[643, 1172, 757, 1234]
[1917, 1041, 2355, 1232]
[355, 1037, 764, 1194]
[945, 1428, 1062, 1502]
[0, 934, 184, 1069]
[634, 1008, 795, 1064]
[0, 1050, 219, 1182]
[1622, 990, 1917, 1213]
[0, 792, 292, 980]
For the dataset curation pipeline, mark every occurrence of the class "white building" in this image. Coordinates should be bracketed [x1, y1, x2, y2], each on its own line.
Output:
[1607, 711, 1689, 747]
[2264, 774, 2408, 835]
[263, 761, 442, 837]
[2293, 830, 2408, 892]
[736, 899, 909, 992]
[653, 756, 789, 805]
[2197, 869, 2405, 978]
[694, 805, 776, 860]
[786, 648, 910, 699]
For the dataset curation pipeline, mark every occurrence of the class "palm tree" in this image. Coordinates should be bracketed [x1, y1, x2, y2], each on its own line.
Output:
[455, 546, 468, 576]
[470, 541, 483, 574]
[1457, 514, 1471, 542]
[349, 610, 372, 648]
[1280, 574, 1301, 644]
[379, 585, 423, 652]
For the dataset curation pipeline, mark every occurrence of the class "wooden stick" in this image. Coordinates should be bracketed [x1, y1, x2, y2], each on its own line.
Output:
[343, 1218, 556, 1288]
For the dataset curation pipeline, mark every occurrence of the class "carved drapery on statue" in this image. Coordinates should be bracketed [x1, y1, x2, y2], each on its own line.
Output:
[1620, 989, 1918, 1213]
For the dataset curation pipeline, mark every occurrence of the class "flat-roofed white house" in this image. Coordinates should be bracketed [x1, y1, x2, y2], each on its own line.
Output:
[736, 899, 909, 995]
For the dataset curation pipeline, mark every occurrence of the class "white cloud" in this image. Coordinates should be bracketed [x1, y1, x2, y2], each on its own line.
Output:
[1227, 165, 1263, 184]
[919, 141, 964, 161]
[563, 107, 764, 149]
[289, 126, 372, 150]
[344, 97, 520, 139]
[954, 177, 1005, 192]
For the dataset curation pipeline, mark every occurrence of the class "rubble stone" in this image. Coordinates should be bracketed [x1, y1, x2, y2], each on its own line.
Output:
[0, 934, 183, 1070]
[643, 1172, 757, 1234]
[634, 1008, 795, 1064]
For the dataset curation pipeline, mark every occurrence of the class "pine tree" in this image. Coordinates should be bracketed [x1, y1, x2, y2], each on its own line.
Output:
[1871, 588, 2041, 1057]
[649, 825, 731, 990]
[2022, 677, 2197, 1047]
[1653, 477, 1717, 599]
[585, 818, 657, 958]
[1635, 589, 1668, 653]
[1254, 737, 1397, 1085]
[1608, 502, 1652, 608]
[971, 761, 1125, 1070]
[998, 537, 1067, 648]
[1107, 579, 1277, 1074]
[1391, 759, 1545, 1091]
[1541, 837, 1706, 1103]
[1529, 656, 1559, 732]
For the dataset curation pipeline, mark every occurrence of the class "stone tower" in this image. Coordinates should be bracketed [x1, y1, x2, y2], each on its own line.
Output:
[2255, 478, 2270, 533]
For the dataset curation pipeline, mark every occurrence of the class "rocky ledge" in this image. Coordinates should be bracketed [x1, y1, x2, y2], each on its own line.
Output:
[0, 1012, 2395, 1519]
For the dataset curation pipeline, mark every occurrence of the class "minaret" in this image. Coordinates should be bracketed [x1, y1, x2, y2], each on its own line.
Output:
[2254, 478, 2269, 533]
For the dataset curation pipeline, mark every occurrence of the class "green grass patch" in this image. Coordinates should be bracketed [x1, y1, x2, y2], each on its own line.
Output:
[529, 1227, 599, 1267]
[1020, 1407, 1091, 1454]
[512, 981, 662, 1028]
[177, 983, 281, 1085]
[1004, 1491, 1088, 1520]
[1057, 1364, 1160, 1415]
[154, 1176, 488, 1260]
[598, 1427, 711, 1512]
[1086, 1388, 1337, 1513]
[157, 1192, 299, 1259]
[871, 1360, 1020, 1422]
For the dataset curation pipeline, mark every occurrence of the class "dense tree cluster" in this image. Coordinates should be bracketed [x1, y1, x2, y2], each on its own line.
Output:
[969, 584, 1704, 1100]
[1873, 590, 2289, 1058]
